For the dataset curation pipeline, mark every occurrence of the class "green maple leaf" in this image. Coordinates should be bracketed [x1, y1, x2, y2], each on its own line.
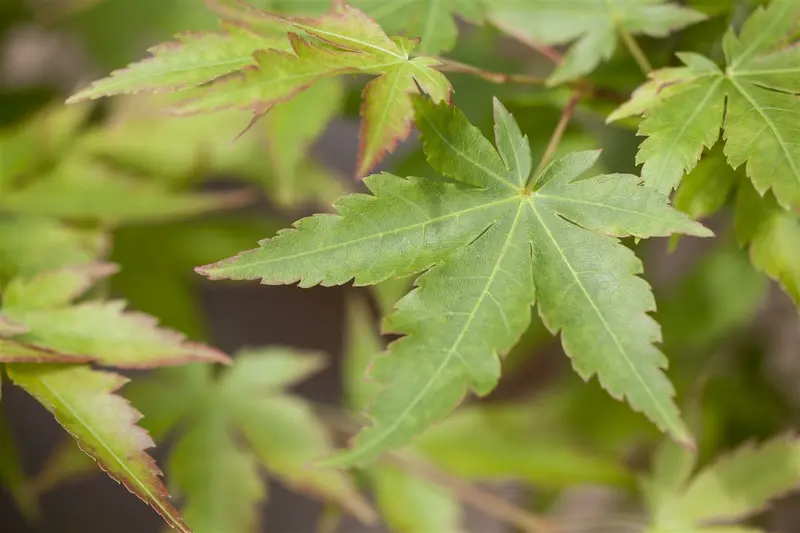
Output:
[609, 0, 800, 207]
[351, 0, 485, 55]
[0, 218, 106, 279]
[644, 435, 800, 533]
[665, 145, 797, 307]
[237, 0, 485, 54]
[125, 349, 374, 533]
[6, 364, 192, 532]
[487, 0, 705, 85]
[735, 180, 800, 306]
[0, 157, 249, 225]
[197, 97, 711, 464]
[68, 3, 453, 177]
[0, 265, 229, 367]
[65, 22, 287, 99]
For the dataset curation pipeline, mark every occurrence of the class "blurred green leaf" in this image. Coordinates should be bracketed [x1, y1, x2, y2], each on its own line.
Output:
[0, 266, 228, 367]
[0, 407, 39, 520]
[125, 348, 374, 533]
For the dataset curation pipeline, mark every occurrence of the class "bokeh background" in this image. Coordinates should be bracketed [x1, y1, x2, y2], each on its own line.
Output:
[2, 1, 799, 532]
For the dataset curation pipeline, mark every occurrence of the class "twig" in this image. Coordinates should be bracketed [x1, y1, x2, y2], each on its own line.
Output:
[434, 57, 547, 85]
[431, 57, 628, 104]
[533, 92, 584, 177]
[490, 17, 563, 63]
[387, 453, 558, 533]
[618, 26, 652, 75]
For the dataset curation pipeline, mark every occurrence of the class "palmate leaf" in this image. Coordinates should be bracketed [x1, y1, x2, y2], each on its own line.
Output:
[198, 97, 711, 464]
[68, 2, 453, 177]
[0, 265, 229, 367]
[487, 0, 705, 85]
[125, 349, 373, 533]
[5, 364, 191, 533]
[646, 435, 800, 532]
[65, 21, 288, 100]
[609, 0, 800, 207]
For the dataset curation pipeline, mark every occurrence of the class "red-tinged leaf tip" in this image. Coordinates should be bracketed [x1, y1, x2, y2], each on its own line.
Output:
[6, 365, 194, 533]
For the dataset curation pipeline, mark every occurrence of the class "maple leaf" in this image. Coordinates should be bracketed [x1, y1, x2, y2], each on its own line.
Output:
[608, 0, 800, 208]
[65, 21, 288, 101]
[67, 3, 453, 177]
[197, 97, 711, 464]
[0, 265, 229, 367]
[124, 349, 374, 533]
[5, 364, 191, 533]
[350, 0, 485, 55]
[735, 181, 800, 306]
[0, 157, 250, 225]
[0, 218, 106, 278]
[643, 435, 800, 533]
[487, 0, 705, 85]
[344, 296, 462, 533]
[666, 145, 797, 307]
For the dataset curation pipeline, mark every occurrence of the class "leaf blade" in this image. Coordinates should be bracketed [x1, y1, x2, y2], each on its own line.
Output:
[7, 364, 191, 533]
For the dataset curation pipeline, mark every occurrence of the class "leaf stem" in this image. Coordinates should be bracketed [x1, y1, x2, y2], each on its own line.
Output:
[432, 57, 627, 104]
[618, 27, 652, 75]
[533, 92, 584, 177]
[490, 18, 563, 63]
[434, 57, 548, 85]
[387, 453, 557, 533]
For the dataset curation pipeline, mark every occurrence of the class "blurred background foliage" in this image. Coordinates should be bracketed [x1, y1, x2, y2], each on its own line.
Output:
[0, 0, 798, 532]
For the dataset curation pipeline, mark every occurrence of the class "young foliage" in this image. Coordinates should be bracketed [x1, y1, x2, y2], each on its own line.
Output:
[669, 146, 798, 306]
[0, 265, 228, 367]
[68, 2, 453, 176]
[735, 181, 800, 306]
[124, 349, 374, 533]
[487, 0, 705, 85]
[198, 97, 710, 464]
[643, 436, 800, 533]
[609, 0, 800, 207]
[0, 218, 106, 279]
[0, 157, 248, 225]
[5, 364, 191, 533]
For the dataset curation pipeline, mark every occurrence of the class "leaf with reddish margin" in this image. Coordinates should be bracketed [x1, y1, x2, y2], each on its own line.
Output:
[68, 22, 287, 102]
[357, 58, 452, 176]
[6, 364, 192, 533]
[68, 2, 454, 178]
[2, 266, 229, 368]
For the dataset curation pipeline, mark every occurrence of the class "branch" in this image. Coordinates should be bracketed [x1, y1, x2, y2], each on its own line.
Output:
[387, 453, 558, 533]
[434, 57, 547, 85]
